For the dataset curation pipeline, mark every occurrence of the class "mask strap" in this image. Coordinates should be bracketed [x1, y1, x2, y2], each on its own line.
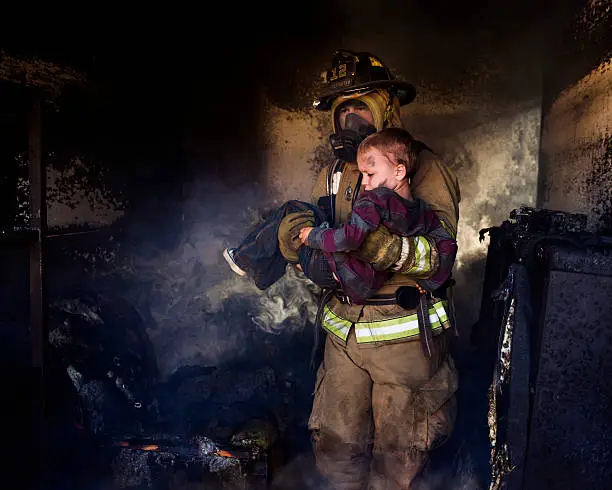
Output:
[383, 96, 394, 128]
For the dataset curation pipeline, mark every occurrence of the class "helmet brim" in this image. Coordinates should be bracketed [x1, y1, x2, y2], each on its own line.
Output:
[313, 80, 416, 111]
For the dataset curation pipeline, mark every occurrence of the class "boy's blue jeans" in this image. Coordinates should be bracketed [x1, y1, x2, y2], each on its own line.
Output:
[233, 200, 337, 290]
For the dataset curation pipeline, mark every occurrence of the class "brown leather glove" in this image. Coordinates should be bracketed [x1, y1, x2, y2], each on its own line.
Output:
[351, 225, 403, 271]
[277, 211, 316, 262]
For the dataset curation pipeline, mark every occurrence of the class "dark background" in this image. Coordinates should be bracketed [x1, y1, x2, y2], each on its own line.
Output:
[0, 1, 610, 488]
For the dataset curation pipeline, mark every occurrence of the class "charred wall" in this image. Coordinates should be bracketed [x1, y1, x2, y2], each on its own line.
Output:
[538, 0, 612, 233]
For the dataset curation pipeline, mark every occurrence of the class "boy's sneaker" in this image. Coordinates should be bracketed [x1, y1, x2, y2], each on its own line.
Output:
[223, 248, 247, 276]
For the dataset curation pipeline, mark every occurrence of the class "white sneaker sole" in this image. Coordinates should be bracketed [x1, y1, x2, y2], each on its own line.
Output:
[223, 248, 247, 276]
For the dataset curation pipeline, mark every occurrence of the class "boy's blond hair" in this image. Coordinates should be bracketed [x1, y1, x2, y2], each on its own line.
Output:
[357, 127, 418, 177]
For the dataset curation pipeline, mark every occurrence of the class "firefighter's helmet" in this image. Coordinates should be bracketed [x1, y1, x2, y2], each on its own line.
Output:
[313, 50, 416, 111]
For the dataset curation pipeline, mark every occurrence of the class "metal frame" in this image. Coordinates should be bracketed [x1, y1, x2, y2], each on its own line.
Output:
[0, 87, 49, 487]
[28, 90, 48, 486]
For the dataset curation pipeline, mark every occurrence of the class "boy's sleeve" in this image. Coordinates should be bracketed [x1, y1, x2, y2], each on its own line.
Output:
[307, 195, 382, 252]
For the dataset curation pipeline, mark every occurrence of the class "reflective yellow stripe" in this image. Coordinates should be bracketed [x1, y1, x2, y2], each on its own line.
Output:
[322, 301, 451, 343]
[421, 237, 432, 272]
[322, 305, 351, 341]
[406, 236, 432, 275]
[355, 300, 450, 343]
[434, 301, 449, 323]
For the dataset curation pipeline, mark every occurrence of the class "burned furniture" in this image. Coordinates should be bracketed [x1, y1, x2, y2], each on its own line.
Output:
[480, 207, 612, 490]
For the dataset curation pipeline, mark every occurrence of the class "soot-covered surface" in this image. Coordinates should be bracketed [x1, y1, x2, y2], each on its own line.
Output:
[4, 2, 607, 488]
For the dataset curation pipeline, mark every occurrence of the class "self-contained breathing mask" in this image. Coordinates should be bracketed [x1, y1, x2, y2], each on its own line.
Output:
[328, 112, 377, 163]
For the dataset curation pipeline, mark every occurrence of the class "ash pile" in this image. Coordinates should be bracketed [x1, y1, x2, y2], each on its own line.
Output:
[47, 290, 315, 489]
[108, 433, 268, 490]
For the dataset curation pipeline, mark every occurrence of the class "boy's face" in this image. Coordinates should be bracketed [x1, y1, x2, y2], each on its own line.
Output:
[357, 147, 405, 191]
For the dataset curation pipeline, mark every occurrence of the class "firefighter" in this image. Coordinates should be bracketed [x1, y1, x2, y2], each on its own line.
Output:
[280, 50, 461, 489]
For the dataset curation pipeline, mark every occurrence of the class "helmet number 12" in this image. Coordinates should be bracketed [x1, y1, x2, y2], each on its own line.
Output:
[329, 64, 348, 82]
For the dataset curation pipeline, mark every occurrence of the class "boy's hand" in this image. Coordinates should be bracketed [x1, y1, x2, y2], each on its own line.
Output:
[299, 227, 313, 244]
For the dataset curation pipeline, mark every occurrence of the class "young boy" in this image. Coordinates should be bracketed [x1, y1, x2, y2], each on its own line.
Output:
[223, 128, 457, 304]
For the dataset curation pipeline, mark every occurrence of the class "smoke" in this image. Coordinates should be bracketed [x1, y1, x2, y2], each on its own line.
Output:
[416, 446, 485, 490]
[107, 178, 320, 379]
[267, 445, 485, 490]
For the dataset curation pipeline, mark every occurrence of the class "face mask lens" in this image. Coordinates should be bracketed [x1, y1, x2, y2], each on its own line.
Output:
[329, 112, 376, 162]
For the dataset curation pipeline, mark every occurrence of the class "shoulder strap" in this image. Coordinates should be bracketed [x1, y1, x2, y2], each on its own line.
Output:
[335, 162, 362, 225]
